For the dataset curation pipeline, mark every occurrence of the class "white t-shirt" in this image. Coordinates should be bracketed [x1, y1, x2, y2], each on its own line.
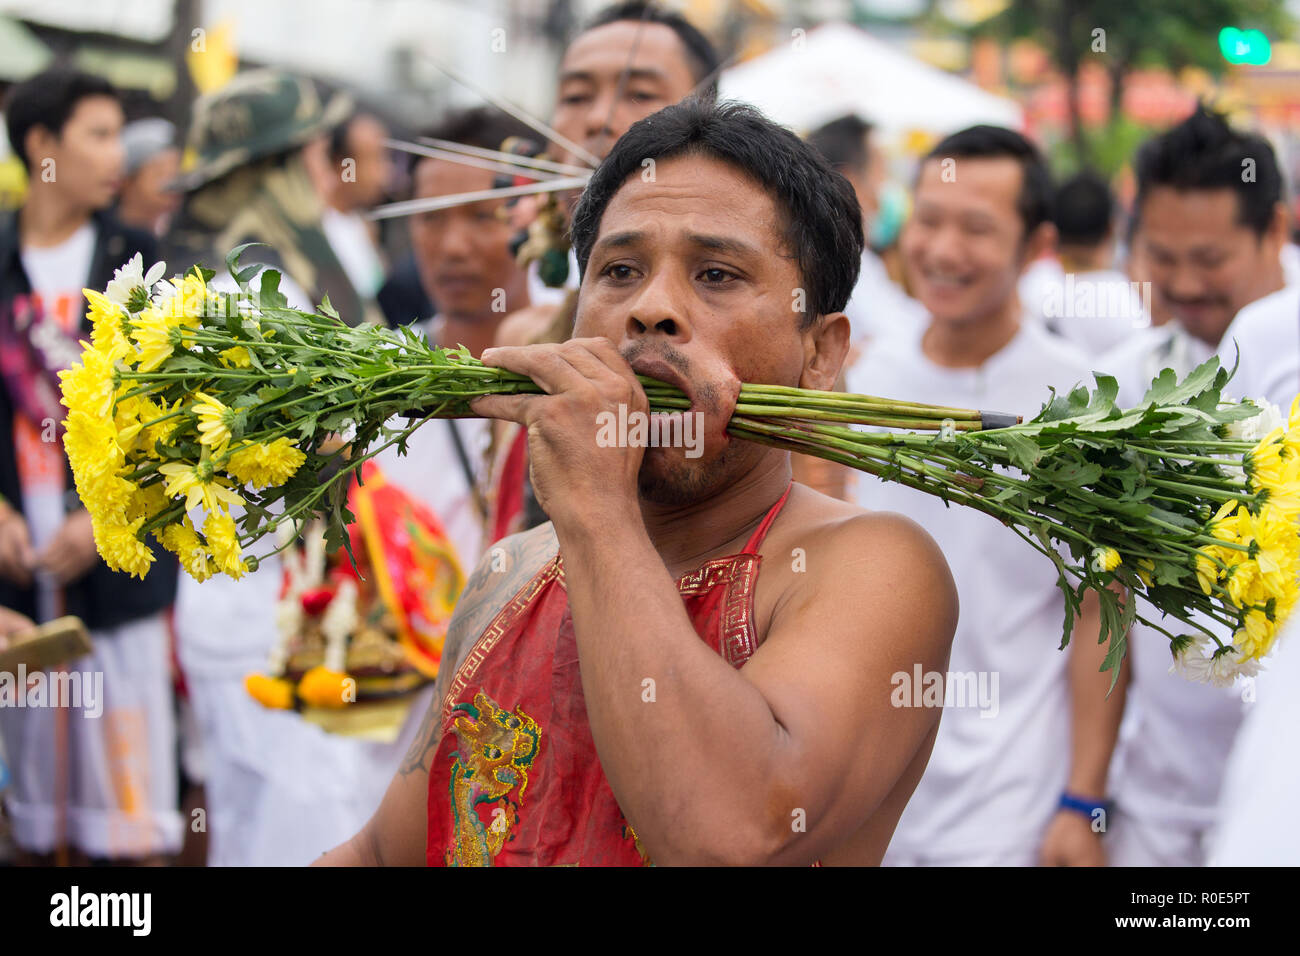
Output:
[1017, 256, 1063, 329]
[321, 207, 385, 300]
[1100, 325, 1248, 831]
[842, 248, 925, 349]
[1215, 284, 1300, 412]
[848, 319, 1092, 859]
[18, 222, 96, 621]
[1039, 267, 1150, 357]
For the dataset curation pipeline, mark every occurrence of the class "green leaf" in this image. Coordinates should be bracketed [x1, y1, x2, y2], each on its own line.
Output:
[298, 413, 319, 440]
[258, 268, 289, 312]
[998, 433, 1043, 471]
[225, 242, 269, 288]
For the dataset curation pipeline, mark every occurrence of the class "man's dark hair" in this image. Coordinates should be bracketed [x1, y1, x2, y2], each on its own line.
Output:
[4, 68, 119, 170]
[924, 124, 1054, 239]
[580, 1, 721, 99]
[1053, 171, 1114, 247]
[806, 114, 873, 177]
[571, 99, 863, 328]
[413, 108, 534, 176]
[1134, 103, 1282, 237]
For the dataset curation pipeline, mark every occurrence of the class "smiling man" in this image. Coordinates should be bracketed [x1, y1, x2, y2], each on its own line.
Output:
[318, 100, 958, 867]
[849, 126, 1120, 867]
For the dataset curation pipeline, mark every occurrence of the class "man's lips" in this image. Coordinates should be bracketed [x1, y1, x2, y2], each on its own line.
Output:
[628, 356, 695, 408]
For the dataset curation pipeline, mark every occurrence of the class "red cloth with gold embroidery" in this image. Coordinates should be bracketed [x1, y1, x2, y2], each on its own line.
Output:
[426, 484, 792, 866]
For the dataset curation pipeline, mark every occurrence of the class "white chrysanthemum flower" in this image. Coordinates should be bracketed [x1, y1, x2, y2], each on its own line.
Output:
[1170, 635, 1261, 687]
[105, 254, 167, 311]
[1227, 400, 1284, 442]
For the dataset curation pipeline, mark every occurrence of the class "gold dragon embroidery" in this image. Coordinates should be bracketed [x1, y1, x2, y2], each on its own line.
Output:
[445, 691, 541, 866]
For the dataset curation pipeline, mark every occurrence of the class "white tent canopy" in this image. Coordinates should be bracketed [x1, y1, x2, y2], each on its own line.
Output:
[719, 22, 1024, 137]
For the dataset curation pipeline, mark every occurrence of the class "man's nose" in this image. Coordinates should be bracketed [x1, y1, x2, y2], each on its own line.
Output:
[925, 223, 966, 266]
[437, 217, 475, 261]
[1167, 260, 1208, 301]
[625, 268, 692, 342]
[583, 95, 620, 150]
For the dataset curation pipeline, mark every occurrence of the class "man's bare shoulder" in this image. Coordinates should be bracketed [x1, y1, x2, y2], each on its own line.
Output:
[765, 483, 957, 638]
[777, 482, 950, 564]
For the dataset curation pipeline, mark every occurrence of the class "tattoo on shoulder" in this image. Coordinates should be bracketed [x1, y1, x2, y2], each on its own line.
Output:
[398, 523, 558, 777]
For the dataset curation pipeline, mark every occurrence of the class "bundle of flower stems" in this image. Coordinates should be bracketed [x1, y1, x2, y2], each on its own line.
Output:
[60, 252, 1300, 687]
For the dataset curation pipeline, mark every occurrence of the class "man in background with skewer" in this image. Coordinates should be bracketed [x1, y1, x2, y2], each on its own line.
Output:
[478, 1, 724, 537]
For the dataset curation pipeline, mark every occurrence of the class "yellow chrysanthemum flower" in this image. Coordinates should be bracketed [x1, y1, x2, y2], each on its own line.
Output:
[157, 272, 213, 329]
[58, 342, 124, 418]
[219, 346, 252, 368]
[1136, 558, 1155, 588]
[158, 460, 245, 514]
[63, 409, 123, 484]
[1206, 499, 1243, 542]
[139, 397, 179, 457]
[85, 288, 134, 357]
[159, 518, 217, 582]
[1225, 560, 1264, 608]
[223, 438, 306, 489]
[91, 515, 154, 579]
[1090, 546, 1121, 573]
[1245, 510, 1296, 582]
[126, 481, 169, 524]
[192, 391, 237, 452]
[203, 510, 246, 579]
[130, 307, 180, 373]
[1194, 551, 1220, 595]
[1257, 454, 1300, 522]
[1245, 431, 1287, 489]
[1238, 605, 1279, 660]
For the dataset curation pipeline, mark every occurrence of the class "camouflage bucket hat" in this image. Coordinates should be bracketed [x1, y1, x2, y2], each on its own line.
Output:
[173, 69, 352, 192]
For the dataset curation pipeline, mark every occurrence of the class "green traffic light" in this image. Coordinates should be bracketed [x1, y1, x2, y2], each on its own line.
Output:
[1219, 27, 1272, 65]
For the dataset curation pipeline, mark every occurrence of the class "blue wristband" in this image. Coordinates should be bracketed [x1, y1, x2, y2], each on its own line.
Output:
[1059, 792, 1111, 819]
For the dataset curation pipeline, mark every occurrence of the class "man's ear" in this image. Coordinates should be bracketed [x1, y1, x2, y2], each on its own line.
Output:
[1018, 221, 1057, 276]
[23, 124, 56, 170]
[800, 311, 851, 392]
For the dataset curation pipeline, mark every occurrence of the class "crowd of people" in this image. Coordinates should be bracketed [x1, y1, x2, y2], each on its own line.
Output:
[0, 0, 1296, 866]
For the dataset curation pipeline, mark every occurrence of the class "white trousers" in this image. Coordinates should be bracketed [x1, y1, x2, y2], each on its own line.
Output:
[0, 613, 183, 858]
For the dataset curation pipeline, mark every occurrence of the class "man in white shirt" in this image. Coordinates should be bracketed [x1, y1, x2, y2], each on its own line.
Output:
[852, 125, 1121, 866]
[0, 69, 181, 864]
[1092, 104, 1292, 866]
